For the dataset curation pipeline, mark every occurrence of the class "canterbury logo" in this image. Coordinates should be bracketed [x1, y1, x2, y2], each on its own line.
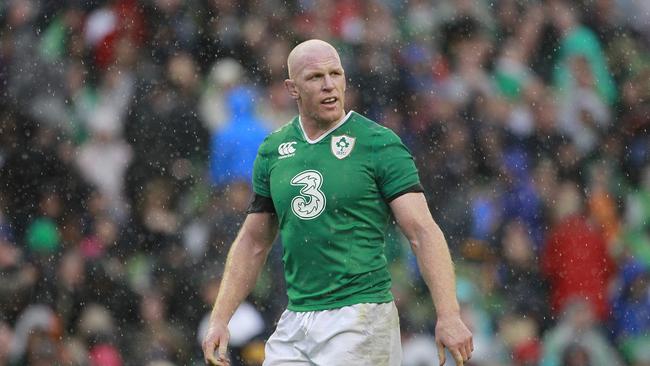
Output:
[278, 142, 297, 158]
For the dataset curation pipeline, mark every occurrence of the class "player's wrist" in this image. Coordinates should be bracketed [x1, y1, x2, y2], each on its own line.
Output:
[209, 310, 232, 327]
[434, 306, 461, 320]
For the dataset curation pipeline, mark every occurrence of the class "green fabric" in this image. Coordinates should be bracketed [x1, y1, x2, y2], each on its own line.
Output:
[553, 26, 617, 105]
[621, 189, 650, 267]
[384, 221, 407, 264]
[623, 230, 650, 268]
[494, 71, 523, 101]
[68, 87, 98, 145]
[26, 218, 60, 253]
[40, 16, 66, 61]
[633, 190, 650, 229]
[125, 254, 153, 291]
[253, 111, 421, 311]
[620, 335, 650, 363]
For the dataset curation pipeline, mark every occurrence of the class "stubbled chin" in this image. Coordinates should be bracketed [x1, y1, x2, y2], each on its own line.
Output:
[316, 106, 344, 124]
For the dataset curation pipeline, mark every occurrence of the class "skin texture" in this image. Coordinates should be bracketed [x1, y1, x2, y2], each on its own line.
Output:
[202, 39, 473, 366]
[390, 192, 473, 365]
[202, 213, 278, 366]
[285, 39, 347, 140]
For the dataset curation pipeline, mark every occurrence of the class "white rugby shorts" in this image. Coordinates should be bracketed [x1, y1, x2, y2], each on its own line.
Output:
[263, 301, 401, 366]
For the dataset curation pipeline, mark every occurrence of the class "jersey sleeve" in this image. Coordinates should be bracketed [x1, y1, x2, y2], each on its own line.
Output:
[374, 129, 422, 201]
[252, 141, 271, 197]
[246, 193, 275, 214]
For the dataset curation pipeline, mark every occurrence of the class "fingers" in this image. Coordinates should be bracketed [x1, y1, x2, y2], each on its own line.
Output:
[203, 339, 217, 365]
[459, 337, 472, 361]
[452, 348, 464, 366]
[436, 340, 446, 366]
[218, 338, 229, 363]
[458, 343, 469, 363]
[205, 349, 221, 365]
[206, 357, 230, 366]
[457, 339, 474, 365]
[464, 337, 473, 362]
[205, 348, 230, 366]
[203, 335, 229, 366]
[210, 356, 231, 366]
[438, 339, 473, 366]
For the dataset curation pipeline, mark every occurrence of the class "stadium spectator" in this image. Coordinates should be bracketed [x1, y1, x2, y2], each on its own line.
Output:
[0, 236, 38, 323]
[611, 260, 650, 364]
[540, 299, 624, 366]
[541, 180, 615, 321]
[209, 86, 270, 188]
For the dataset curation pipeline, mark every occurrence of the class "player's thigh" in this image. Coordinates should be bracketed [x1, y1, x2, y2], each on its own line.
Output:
[263, 310, 311, 366]
[310, 302, 402, 366]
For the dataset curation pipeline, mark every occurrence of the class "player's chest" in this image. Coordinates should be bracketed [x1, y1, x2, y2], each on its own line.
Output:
[268, 140, 376, 210]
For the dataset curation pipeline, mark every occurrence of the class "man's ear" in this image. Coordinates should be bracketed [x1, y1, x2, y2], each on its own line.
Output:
[285, 79, 299, 100]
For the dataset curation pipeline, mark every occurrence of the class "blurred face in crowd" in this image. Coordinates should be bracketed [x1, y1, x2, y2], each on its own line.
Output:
[285, 40, 346, 128]
[0, 321, 12, 361]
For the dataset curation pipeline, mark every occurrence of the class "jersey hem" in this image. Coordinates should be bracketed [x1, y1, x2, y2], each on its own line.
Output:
[286, 294, 394, 312]
[385, 183, 424, 202]
[246, 193, 276, 214]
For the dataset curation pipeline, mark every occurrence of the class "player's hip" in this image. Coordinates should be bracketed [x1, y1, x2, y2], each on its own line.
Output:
[264, 301, 401, 366]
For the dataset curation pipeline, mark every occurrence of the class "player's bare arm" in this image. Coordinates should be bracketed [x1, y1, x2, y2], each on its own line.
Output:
[202, 212, 278, 366]
[389, 192, 473, 365]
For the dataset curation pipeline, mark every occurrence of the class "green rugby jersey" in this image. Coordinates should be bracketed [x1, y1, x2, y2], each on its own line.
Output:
[252, 111, 421, 311]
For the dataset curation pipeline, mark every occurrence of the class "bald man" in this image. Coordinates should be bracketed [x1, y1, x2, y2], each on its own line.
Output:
[202, 39, 472, 366]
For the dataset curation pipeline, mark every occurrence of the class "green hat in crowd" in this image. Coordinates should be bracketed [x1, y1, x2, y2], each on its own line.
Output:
[26, 218, 61, 253]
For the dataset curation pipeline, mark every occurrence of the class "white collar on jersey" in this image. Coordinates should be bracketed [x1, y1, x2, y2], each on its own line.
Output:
[298, 110, 353, 144]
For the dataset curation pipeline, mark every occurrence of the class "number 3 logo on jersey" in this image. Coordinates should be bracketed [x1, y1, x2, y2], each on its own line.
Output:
[290, 170, 326, 220]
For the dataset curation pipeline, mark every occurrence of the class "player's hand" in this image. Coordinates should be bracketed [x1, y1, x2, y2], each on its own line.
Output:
[435, 314, 473, 365]
[202, 320, 231, 366]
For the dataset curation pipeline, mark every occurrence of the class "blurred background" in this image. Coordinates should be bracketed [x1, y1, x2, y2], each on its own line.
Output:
[1, 0, 649, 365]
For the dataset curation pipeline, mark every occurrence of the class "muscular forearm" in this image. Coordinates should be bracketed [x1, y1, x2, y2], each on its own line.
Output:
[409, 222, 460, 318]
[210, 219, 275, 324]
[390, 193, 461, 317]
[203, 213, 276, 365]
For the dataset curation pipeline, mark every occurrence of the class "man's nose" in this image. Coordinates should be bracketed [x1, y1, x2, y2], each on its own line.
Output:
[322, 75, 334, 90]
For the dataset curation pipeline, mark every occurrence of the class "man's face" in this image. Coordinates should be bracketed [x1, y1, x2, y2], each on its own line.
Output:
[289, 47, 346, 126]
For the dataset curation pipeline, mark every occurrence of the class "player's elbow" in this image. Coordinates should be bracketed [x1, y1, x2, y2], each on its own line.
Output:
[407, 220, 446, 251]
[233, 228, 274, 260]
[407, 236, 424, 251]
[250, 239, 273, 258]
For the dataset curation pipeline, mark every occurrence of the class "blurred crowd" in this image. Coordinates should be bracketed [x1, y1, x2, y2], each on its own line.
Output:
[1, 0, 650, 365]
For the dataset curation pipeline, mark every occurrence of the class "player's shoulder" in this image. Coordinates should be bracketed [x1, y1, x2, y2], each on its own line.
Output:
[257, 118, 298, 155]
[348, 111, 402, 144]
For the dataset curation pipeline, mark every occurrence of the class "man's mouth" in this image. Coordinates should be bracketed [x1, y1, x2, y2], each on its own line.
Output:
[321, 97, 338, 105]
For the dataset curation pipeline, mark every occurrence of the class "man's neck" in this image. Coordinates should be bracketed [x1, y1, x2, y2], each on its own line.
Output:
[299, 112, 347, 141]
